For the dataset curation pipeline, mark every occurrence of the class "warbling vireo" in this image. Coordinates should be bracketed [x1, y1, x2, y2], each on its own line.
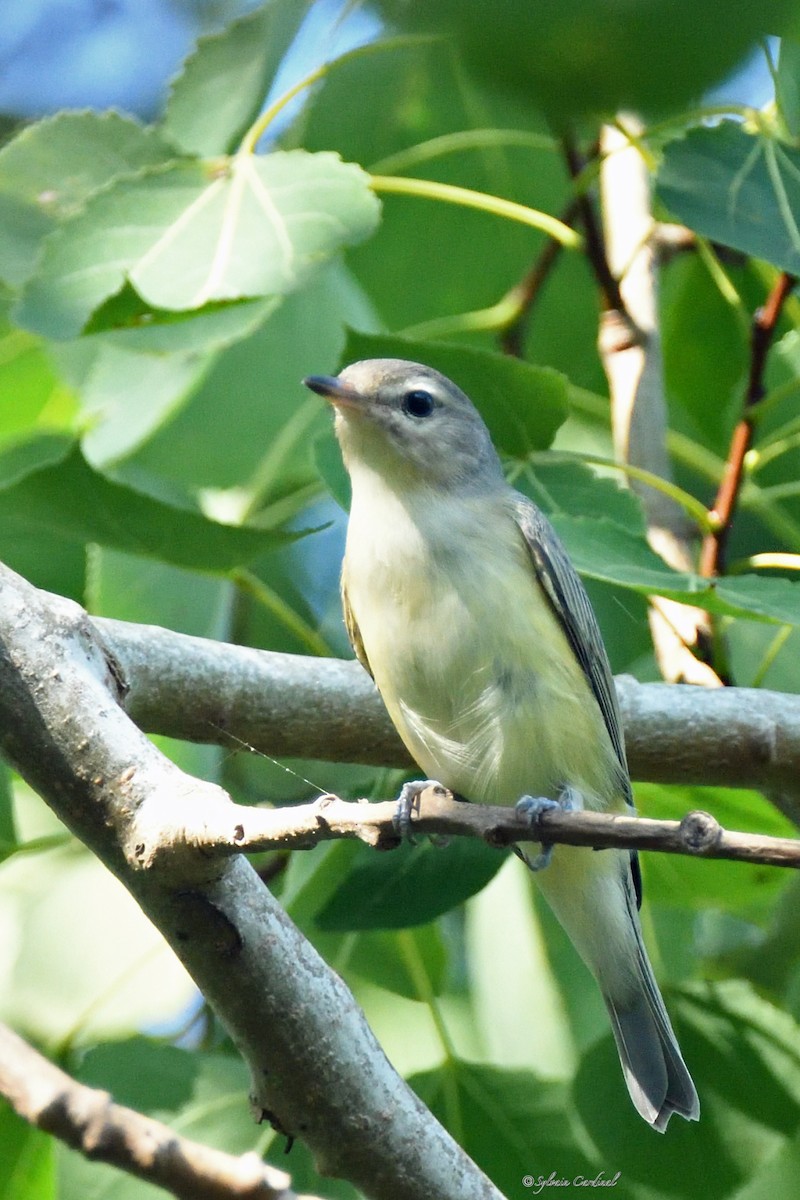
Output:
[304, 358, 699, 1131]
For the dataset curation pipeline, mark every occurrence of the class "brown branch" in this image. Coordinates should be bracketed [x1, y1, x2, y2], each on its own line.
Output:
[0, 1022, 305, 1200]
[499, 196, 580, 357]
[699, 270, 797, 578]
[561, 134, 636, 327]
[130, 785, 800, 873]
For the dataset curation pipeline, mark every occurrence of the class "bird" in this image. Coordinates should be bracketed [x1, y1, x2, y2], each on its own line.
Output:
[304, 357, 699, 1132]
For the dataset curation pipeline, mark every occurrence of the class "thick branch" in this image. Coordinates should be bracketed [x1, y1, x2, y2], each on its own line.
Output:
[0, 1022, 304, 1200]
[133, 785, 800, 871]
[92, 614, 800, 802]
[0, 563, 502, 1200]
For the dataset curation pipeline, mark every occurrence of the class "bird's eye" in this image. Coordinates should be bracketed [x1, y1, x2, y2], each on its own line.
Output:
[401, 389, 435, 418]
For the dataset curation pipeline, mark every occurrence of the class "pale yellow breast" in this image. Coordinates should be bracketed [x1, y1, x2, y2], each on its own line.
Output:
[343, 470, 622, 811]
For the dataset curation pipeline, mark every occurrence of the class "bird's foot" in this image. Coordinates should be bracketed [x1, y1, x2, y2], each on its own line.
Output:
[393, 779, 449, 843]
[514, 786, 580, 872]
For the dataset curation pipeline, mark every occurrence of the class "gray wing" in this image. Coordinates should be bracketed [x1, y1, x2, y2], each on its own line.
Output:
[512, 494, 641, 906]
[511, 493, 632, 807]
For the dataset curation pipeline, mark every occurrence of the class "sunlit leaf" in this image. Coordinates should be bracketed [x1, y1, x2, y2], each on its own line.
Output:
[0, 1107, 55, 1200]
[18, 152, 381, 339]
[552, 514, 800, 626]
[162, 0, 308, 156]
[0, 112, 175, 287]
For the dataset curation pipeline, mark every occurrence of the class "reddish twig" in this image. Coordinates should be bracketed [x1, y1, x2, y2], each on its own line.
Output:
[699, 271, 796, 578]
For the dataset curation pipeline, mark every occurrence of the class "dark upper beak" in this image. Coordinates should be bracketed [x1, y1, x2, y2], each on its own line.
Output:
[303, 375, 362, 407]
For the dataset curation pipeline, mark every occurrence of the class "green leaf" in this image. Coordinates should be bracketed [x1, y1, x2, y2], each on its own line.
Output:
[63, 299, 278, 468]
[162, 0, 308, 156]
[0, 112, 176, 287]
[732, 1129, 800, 1200]
[466, 856, 577, 1076]
[636, 784, 795, 913]
[315, 836, 505, 931]
[78, 1039, 199, 1114]
[576, 982, 800, 1198]
[324, 925, 447, 999]
[375, 0, 795, 119]
[0, 434, 292, 572]
[341, 330, 569, 453]
[0, 844, 196, 1047]
[778, 37, 800, 141]
[63, 1042, 274, 1200]
[411, 1061, 597, 1198]
[657, 123, 800, 275]
[552, 514, 800, 626]
[314, 424, 350, 509]
[661, 253, 749, 453]
[0, 761, 15, 851]
[18, 152, 381, 339]
[0, 312, 73, 439]
[0, 1107, 55, 1200]
[518, 458, 646, 530]
[125, 261, 375, 494]
[298, 37, 607, 390]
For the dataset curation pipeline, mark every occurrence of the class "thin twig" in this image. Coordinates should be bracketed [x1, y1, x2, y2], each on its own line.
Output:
[130, 786, 800, 872]
[700, 270, 797, 578]
[0, 1022, 305, 1200]
[561, 134, 636, 326]
[499, 196, 580, 357]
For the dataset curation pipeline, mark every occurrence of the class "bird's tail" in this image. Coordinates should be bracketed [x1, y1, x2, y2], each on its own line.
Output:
[602, 885, 699, 1132]
[533, 842, 699, 1130]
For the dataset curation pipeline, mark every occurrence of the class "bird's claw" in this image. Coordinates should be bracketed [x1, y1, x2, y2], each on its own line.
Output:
[393, 779, 445, 843]
[514, 787, 579, 872]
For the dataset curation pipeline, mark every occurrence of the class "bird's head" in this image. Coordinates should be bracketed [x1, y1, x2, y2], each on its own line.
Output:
[304, 358, 502, 492]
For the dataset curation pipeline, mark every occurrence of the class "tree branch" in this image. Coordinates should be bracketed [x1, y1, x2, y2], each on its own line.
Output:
[132, 785, 800, 871]
[0, 1022, 306, 1200]
[90, 612, 800, 804]
[0, 563, 503, 1200]
[596, 122, 722, 687]
[699, 270, 797, 578]
[498, 197, 580, 357]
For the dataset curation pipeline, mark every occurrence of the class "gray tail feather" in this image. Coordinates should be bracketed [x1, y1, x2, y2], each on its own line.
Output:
[604, 893, 699, 1132]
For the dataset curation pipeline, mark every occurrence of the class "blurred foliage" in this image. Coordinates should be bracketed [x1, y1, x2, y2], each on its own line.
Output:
[2, 3, 800, 1199]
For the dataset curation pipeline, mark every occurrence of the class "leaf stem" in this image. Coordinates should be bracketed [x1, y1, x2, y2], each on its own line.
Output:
[239, 64, 329, 154]
[230, 567, 332, 657]
[541, 450, 715, 532]
[369, 175, 582, 247]
[368, 128, 556, 175]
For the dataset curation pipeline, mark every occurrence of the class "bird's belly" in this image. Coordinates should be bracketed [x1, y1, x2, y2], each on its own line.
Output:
[345, 521, 616, 809]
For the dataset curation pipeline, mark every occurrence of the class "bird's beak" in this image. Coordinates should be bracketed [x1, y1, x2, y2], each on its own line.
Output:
[303, 375, 364, 410]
